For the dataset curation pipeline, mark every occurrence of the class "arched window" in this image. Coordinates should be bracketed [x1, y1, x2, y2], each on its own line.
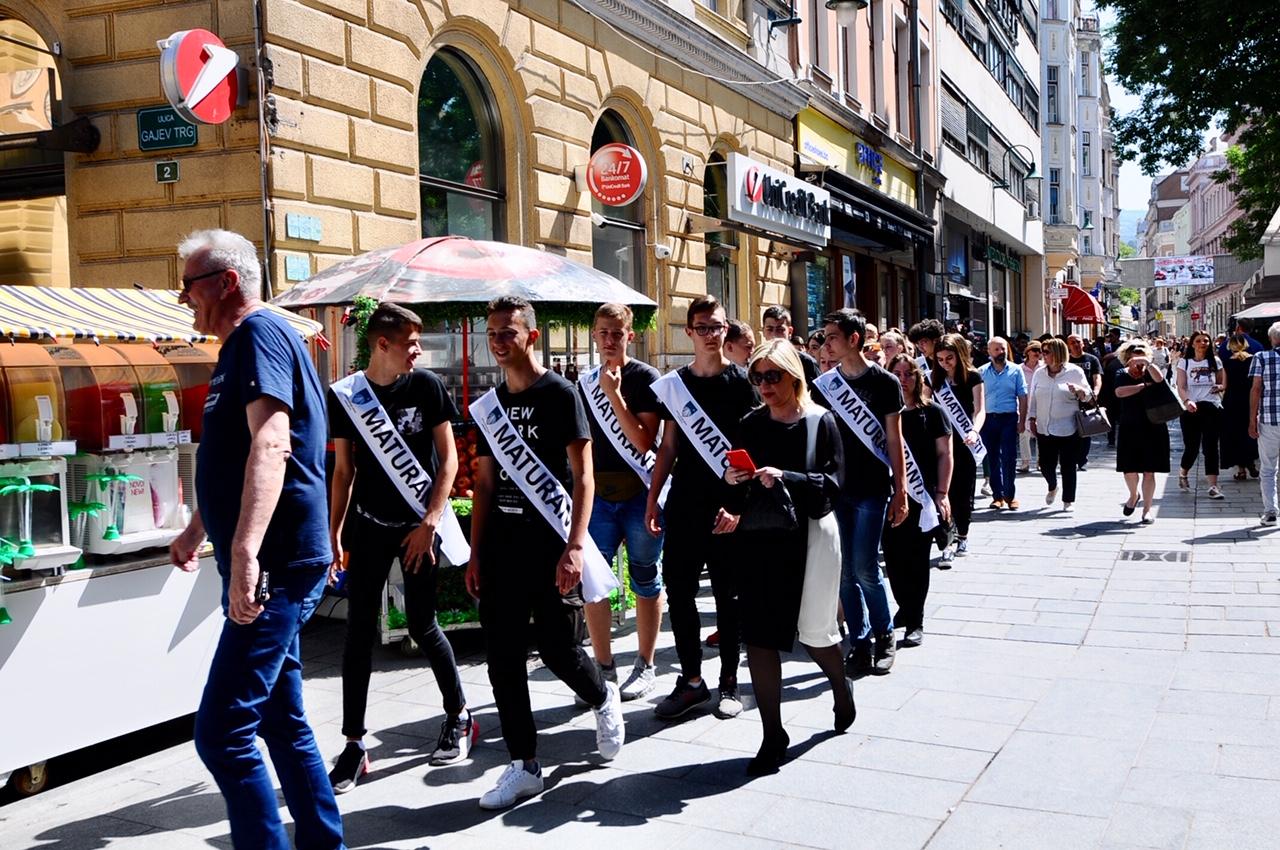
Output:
[418, 49, 504, 240]
[590, 111, 645, 296]
[703, 152, 739, 317]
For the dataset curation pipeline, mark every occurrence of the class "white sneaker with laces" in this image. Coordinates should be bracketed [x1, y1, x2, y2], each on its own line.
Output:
[980, 482, 993, 497]
[1207, 486, 1225, 500]
[956, 539, 969, 556]
[478, 761, 544, 810]
[1045, 488, 1058, 505]
[940, 545, 956, 565]
[1063, 502, 1075, 512]
[619, 659, 656, 701]
[593, 682, 626, 760]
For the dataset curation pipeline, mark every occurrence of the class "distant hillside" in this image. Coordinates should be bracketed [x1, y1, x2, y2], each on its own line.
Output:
[1119, 209, 1144, 246]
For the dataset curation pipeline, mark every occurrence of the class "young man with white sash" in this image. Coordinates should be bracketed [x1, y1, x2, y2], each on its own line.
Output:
[466, 295, 624, 810]
[816, 308, 909, 677]
[326, 303, 473, 794]
[578, 303, 665, 701]
[647, 294, 757, 721]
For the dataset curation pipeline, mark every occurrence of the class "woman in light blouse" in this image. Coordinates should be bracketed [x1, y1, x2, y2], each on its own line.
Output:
[1028, 338, 1093, 511]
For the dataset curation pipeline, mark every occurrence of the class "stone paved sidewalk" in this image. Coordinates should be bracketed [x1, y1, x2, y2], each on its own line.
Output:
[4, 439, 1280, 849]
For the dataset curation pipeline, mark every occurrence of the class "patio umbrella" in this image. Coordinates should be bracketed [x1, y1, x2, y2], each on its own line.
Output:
[271, 236, 657, 316]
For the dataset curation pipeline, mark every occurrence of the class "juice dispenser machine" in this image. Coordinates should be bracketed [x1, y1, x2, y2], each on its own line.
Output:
[0, 344, 79, 572]
[160, 343, 218, 518]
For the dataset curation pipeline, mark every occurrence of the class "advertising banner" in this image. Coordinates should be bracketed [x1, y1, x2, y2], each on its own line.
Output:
[1153, 256, 1215, 287]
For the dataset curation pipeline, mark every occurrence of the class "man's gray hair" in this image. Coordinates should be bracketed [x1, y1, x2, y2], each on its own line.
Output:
[177, 229, 262, 300]
[1269, 321, 1280, 343]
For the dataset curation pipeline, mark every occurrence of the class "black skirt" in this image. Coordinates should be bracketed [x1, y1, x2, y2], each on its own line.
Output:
[1115, 419, 1171, 473]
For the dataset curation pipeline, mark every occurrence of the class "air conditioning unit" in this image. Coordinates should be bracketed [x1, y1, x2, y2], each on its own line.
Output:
[1025, 200, 1041, 220]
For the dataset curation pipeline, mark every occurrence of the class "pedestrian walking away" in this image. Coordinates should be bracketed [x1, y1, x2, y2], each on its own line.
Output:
[1028, 338, 1091, 511]
[1067, 335, 1103, 470]
[578, 303, 665, 702]
[931, 333, 986, 563]
[1221, 334, 1260, 481]
[170, 229, 345, 850]
[817, 309, 909, 677]
[1114, 341, 1171, 524]
[979, 337, 1028, 509]
[1019, 341, 1043, 472]
[466, 295, 625, 811]
[725, 339, 853, 775]
[325, 303, 473, 795]
[648, 295, 756, 720]
[882, 354, 952, 647]
[1175, 331, 1226, 499]
[1248, 322, 1280, 525]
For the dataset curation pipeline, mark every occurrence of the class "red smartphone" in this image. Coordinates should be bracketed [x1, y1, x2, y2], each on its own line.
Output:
[726, 449, 756, 474]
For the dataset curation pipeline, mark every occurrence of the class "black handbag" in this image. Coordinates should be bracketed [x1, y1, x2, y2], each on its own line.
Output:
[738, 478, 798, 532]
[1143, 379, 1183, 425]
[1075, 399, 1111, 437]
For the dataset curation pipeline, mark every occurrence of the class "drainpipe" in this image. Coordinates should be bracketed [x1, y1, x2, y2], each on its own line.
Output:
[253, 0, 274, 299]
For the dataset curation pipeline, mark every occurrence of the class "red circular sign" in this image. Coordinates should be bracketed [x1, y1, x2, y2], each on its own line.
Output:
[586, 143, 647, 206]
[158, 29, 239, 125]
[1191, 312, 1201, 320]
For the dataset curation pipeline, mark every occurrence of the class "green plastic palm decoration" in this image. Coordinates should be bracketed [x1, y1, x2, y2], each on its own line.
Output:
[0, 538, 20, 624]
[67, 501, 107, 569]
[84, 472, 142, 542]
[0, 477, 60, 558]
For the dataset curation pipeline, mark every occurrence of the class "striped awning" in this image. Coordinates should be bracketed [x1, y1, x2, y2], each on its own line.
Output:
[0, 286, 322, 342]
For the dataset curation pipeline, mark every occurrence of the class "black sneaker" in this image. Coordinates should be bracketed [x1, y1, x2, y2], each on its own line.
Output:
[430, 711, 478, 765]
[328, 742, 369, 794]
[654, 675, 710, 720]
[845, 641, 873, 677]
[872, 631, 896, 675]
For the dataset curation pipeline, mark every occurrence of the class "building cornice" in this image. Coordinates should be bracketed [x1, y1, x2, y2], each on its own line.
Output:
[569, 0, 811, 119]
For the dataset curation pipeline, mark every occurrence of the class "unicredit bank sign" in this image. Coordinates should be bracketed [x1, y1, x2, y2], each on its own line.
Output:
[726, 152, 830, 246]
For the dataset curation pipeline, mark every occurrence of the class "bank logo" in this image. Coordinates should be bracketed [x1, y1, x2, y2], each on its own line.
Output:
[744, 167, 764, 203]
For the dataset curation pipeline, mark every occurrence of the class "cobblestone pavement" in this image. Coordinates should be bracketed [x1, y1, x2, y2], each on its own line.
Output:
[4, 438, 1280, 849]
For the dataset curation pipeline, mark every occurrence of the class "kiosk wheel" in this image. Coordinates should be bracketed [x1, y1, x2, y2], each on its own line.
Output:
[9, 762, 48, 797]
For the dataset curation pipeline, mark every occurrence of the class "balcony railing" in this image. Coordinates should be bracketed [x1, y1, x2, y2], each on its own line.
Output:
[1078, 16, 1099, 32]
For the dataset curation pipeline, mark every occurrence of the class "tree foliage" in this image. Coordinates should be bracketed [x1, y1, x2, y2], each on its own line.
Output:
[1118, 242, 1136, 260]
[1101, 0, 1280, 260]
[1116, 286, 1140, 306]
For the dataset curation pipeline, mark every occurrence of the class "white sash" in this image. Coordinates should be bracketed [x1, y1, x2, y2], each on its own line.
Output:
[650, 370, 735, 477]
[814, 368, 939, 532]
[469, 389, 619, 604]
[330, 372, 470, 566]
[932, 380, 988, 463]
[577, 365, 669, 507]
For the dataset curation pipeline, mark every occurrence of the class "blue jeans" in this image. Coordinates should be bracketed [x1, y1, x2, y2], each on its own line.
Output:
[195, 565, 344, 850]
[589, 493, 664, 598]
[835, 495, 892, 642]
[981, 412, 1020, 501]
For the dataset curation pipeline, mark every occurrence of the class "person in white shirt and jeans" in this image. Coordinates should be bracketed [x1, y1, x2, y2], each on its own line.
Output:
[1248, 322, 1280, 525]
[1028, 338, 1092, 511]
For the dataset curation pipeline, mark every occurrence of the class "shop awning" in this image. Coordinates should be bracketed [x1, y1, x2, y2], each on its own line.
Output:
[1063, 284, 1104, 324]
[1234, 301, 1280, 321]
[0, 285, 322, 343]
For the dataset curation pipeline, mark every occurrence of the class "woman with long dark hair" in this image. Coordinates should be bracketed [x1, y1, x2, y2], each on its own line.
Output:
[1221, 334, 1260, 480]
[1175, 330, 1226, 499]
[931, 334, 985, 564]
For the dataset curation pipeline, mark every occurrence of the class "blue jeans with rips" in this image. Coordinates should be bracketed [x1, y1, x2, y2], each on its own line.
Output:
[589, 492, 664, 598]
[194, 564, 344, 850]
[834, 494, 893, 643]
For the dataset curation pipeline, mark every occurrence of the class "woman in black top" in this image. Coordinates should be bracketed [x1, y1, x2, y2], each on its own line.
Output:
[725, 340, 851, 776]
[931, 333, 985, 564]
[883, 355, 952, 647]
[1114, 341, 1170, 523]
[1221, 334, 1260, 479]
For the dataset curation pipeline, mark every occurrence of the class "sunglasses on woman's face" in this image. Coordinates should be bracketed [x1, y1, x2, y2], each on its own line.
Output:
[749, 369, 786, 386]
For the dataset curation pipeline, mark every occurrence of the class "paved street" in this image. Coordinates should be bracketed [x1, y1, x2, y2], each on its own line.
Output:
[4, 439, 1280, 849]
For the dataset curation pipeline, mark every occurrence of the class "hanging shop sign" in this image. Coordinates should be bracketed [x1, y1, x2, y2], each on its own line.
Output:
[586, 143, 647, 206]
[157, 29, 241, 125]
[726, 152, 830, 246]
[796, 108, 917, 208]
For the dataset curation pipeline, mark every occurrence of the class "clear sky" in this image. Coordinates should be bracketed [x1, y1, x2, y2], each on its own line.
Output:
[1092, 3, 1154, 210]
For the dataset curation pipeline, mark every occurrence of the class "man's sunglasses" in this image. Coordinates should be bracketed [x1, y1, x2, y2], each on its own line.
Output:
[749, 369, 786, 386]
[180, 268, 227, 292]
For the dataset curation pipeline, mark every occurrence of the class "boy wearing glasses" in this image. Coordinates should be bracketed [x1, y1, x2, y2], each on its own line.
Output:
[578, 303, 665, 700]
[648, 295, 756, 720]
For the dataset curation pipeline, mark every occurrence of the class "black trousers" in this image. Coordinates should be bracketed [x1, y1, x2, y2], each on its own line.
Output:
[479, 529, 604, 761]
[661, 512, 741, 686]
[1038, 433, 1082, 503]
[882, 504, 932, 633]
[951, 445, 976, 537]
[341, 513, 465, 738]
[1180, 403, 1221, 476]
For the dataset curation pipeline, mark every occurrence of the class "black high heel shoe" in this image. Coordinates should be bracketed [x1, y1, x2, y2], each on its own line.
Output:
[834, 677, 857, 733]
[746, 730, 790, 776]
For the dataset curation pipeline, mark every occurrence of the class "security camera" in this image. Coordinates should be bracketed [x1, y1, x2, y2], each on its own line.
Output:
[590, 212, 607, 228]
[653, 243, 672, 260]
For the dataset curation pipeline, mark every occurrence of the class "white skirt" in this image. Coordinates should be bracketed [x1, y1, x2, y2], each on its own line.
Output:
[797, 513, 842, 648]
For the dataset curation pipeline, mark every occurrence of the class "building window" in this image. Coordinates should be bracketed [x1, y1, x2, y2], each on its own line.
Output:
[839, 24, 856, 100]
[1049, 168, 1060, 223]
[1024, 83, 1039, 128]
[1083, 234, 1091, 255]
[966, 106, 989, 173]
[1082, 131, 1091, 176]
[1046, 66, 1059, 123]
[418, 49, 505, 240]
[704, 152, 739, 318]
[869, 0, 882, 115]
[1080, 52, 1091, 96]
[808, 0, 830, 75]
[895, 17, 911, 138]
[591, 111, 646, 299]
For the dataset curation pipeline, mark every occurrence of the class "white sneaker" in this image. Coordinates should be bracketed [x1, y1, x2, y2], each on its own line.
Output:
[980, 482, 993, 497]
[1207, 486, 1225, 500]
[940, 545, 956, 565]
[478, 761, 543, 810]
[1045, 488, 1058, 505]
[619, 659, 656, 701]
[1063, 502, 1075, 512]
[956, 539, 969, 556]
[593, 682, 625, 760]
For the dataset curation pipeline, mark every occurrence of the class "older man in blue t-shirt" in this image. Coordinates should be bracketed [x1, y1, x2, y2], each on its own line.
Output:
[980, 336, 1029, 509]
[169, 229, 343, 850]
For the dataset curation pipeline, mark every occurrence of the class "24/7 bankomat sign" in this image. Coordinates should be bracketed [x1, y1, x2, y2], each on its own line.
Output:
[726, 152, 830, 246]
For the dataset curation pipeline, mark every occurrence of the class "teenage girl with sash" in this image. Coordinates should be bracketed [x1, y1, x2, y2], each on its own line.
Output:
[931, 333, 986, 564]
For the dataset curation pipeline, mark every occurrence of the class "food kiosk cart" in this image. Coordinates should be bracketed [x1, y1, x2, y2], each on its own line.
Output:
[0, 286, 322, 796]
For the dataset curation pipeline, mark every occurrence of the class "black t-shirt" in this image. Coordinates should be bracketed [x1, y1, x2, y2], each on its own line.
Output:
[900, 402, 952, 495]
[578, 359, 661, 500]
[1115, 370, 1158, 426]
[477, 370, 590, 525]
[659, 363, 757, 512]
[1071, 353, 1102, 388]
[328, 369, 457, 527]
[943, 368, 983, 418]
[799, 350, 820, 390]
[814, 361, 905, 498]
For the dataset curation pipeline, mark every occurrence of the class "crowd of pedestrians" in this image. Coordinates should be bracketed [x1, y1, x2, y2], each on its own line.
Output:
[170, 229, 1280, 849]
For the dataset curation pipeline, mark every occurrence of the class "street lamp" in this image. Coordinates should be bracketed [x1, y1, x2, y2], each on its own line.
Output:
[826, 0, 870, 27]
[988, 143, 1040, 337]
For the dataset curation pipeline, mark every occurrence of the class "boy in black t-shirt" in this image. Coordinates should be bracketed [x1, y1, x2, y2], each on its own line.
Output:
[468, 296, 624, 810]
[648, 295, 756, 721]
[326, 304, 472, 794]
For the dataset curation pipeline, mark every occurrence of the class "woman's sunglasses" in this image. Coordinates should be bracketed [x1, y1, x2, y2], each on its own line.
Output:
[749, 369, 786, 386]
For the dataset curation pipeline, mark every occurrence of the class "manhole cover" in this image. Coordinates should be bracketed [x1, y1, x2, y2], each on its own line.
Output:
[1119, 550, 1190, 562]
